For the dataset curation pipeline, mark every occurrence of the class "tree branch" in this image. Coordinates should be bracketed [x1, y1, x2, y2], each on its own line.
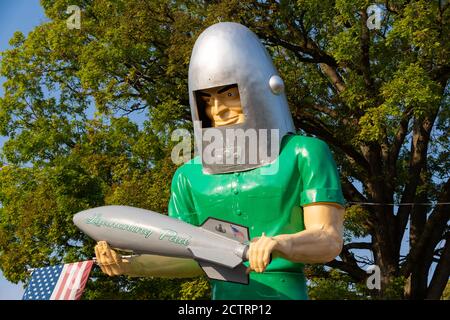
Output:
[256, 18, 347, 94]
[426, 235, 450, 299]
[341, 177, 368, 203]
[431, 64, 450, 87]
[344, 242, 373, 250]
[318, 63, 346, 93]
[385, 0, 412, 14]
[326, 260, 367, 282]
[397, 110, 439, 245]
[327, 245, 368, 282]
[359, 10, 375, 95]
[307, 104, 357, 127]
[260, 35, 321, 63]
[385, 0, 399, 14]
[401, 178, 450, 277]
[388, 108, 413, 178]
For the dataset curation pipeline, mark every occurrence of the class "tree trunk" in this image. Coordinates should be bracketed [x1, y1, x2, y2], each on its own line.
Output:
[406, 179, 429, 299]
[427, 238, 450, 299]
[372, 207, 399, 297]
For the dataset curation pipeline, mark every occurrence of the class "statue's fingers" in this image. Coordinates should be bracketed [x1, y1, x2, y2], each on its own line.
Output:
[103, 263, 114, 276]
[100, 263, 111, 276]
[101, 242, 114, 263]
[95, 244, 112, 276]
[245, 265, 252, 274]
[256, 247, 265, 272]
[250, 242, 260, 273]
[101, 242, 118, 276]
[251, 237, 260, 243]
[94, 245, 105, 271]
[101, 241, 112, 252]
[262, 250, 271, 270]
[109, 249, 122, 276]
[94, 244, 101, 260]
[248, 244, 257, 272]
[110, 248, 121, 265]
[95, 243, 108, 264]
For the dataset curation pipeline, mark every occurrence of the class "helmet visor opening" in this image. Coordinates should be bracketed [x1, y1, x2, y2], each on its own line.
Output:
[194, 83, 245, 128]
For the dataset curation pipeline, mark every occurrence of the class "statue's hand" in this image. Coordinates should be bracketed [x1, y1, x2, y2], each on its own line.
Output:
[247, 233, 278, 273]
[94, 241, 128, 276]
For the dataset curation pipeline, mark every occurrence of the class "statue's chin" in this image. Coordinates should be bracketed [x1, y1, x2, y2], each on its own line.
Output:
[213, 115, 244, 127]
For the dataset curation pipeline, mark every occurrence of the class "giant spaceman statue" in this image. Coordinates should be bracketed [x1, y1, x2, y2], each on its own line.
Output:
[95, 22, 345, 300]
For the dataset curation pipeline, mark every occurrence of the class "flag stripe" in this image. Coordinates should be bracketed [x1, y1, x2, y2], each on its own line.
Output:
[61, 261, 81, 300]
[67, 262, 84, 300]
[68, 261, 88, 300]
[73, 261, 94, 300]
[50, 264, 72, 300]
[56, 263, 75, 300]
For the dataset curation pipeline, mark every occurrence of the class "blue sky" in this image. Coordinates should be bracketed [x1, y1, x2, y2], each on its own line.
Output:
[0, 0, 48, 299]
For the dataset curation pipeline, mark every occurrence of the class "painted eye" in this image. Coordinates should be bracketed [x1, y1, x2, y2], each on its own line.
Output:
[227, 92, 233, 97]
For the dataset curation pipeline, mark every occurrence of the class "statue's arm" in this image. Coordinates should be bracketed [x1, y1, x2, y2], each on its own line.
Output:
[273, 203, 344, 263]
[247, 203, 344, 272]
[95, 241, 203, 278]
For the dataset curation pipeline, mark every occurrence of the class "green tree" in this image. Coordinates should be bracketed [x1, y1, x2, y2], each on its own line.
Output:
[0, 0, 448, 299]
[442, 280, 450, 300]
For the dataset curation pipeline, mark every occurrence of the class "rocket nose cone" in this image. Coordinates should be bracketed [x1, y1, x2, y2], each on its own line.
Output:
[73, 208, 94, 229]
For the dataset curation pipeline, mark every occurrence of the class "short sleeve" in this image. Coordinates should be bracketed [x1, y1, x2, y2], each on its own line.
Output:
[168, 168, 199, 226]
[298, 138, 345, 207]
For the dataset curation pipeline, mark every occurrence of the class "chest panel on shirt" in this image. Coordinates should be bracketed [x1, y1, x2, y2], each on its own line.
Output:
[185, 137, 304, 239]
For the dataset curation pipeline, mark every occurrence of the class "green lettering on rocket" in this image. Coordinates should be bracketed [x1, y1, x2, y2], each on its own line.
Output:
[159, 229, 191, 246]
[86, 214, 153, 238]
[86, 215, 191, 247]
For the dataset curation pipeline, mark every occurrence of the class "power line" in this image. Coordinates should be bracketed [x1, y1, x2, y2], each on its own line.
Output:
[346, 202, 450, 206]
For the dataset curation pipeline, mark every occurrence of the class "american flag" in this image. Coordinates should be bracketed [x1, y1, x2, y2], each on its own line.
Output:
[22, 261, 94, 300]
[230, 224, 245, 241]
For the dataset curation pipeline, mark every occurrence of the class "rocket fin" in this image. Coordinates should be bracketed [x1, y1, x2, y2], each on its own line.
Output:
[198, 261, 249, 285]
[200, 218, 249, 244]
[187, 246, 242, 269]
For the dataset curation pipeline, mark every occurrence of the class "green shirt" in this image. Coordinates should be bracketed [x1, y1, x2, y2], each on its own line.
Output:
[168, 134, 344, 299]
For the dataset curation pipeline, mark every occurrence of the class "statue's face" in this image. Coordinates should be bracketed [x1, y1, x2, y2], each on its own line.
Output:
[198, 84, 245, 127]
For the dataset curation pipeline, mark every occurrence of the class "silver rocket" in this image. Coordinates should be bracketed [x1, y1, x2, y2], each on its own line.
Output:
[73, 205, 250, 284]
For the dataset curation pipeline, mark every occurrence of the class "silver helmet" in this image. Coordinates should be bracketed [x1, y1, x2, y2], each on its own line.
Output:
[188, 22, 295, 174]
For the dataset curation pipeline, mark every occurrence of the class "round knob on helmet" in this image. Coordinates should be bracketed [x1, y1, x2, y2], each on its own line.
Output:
[269, 75, 285, 95]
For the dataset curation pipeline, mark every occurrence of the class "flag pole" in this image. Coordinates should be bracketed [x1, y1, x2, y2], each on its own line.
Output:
[26, 255, 139, 273]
